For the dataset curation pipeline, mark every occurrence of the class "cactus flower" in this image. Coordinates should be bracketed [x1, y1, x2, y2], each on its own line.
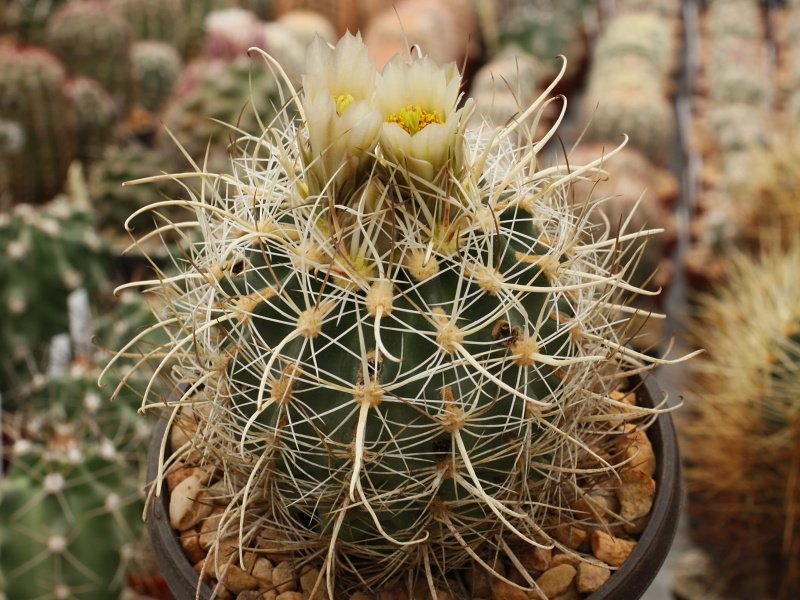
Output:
[301, 32, 382, 196]
[377, 54, 472, 183]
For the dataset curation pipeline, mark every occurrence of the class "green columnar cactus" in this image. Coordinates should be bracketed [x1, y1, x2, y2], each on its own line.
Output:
[111, 0, 182, 42]
[0, 199, 109, 404]
[115, 34, 684, 596]
[45, 0, 133, 104]
[682, 244, 800, 599]
[0, 47, 77, 205]
[131, 41, 183, 114]
[159, 56, 284, 173]
[179, 0, 235, 59]
[64, 77, 118, 163]
[0, 368, 151, 600]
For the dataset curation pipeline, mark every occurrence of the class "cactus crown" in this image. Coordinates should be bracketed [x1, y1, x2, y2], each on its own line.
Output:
[111, 34, 686, 596]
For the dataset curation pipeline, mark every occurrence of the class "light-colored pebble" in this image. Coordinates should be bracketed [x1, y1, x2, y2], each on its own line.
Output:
[535, 564, 576, 599]
[549, 553, 580, 569]
[619, 428, 656, 476]
[300, 566, 328, 600]
[276, 593, 304, 600]
[551, 525, 588, 551]
[521, 545, 552, 572]
[180, 528, 205, 563]
[617, 469, 656, 522]
[252, 557, 274, 588]
[219, 562, 260, 594]
[591, 530, 636, 567]
[170, 474, 213, 531]
[464, 565, 492, 597]
[576, 562, 611, 594]
[272, 561, 297, 593]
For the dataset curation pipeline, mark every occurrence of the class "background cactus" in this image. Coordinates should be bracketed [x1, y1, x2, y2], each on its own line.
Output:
[179, 0, 236, 59]
[0, 366, 152, 600]
[111, 0, 182, 42]
[0, 46, 77, 205]
[44, 0, 133, 105]
[681, 244, 800, 599]
[0, 0, 68, 42]
[64, 76, 118, 163]
[159, 56, 284, 173]
[130, 41, 183, 115]
[0, 198, 109, 405]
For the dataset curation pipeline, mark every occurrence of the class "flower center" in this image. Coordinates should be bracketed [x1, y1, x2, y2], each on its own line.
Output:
[386, 105, 443, 134]
[334, 93, 355, 116]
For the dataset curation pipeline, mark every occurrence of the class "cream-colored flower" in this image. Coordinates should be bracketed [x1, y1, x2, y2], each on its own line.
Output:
[301, 33, 382, 197]
[377, 55, 472, 183]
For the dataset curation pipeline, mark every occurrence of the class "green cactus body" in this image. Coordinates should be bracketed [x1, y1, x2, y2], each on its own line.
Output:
[45, 0, 132, 105]
[111, 0, 182, 42]
[64, 77, 117, 163]
[160, 57, 284, 173]
[682, 245, 800, 599]
[131, 41, 183, 114]
[0, 200, 109, 404]
[0, 47, 77, 205]
[0, 370, 150, 600]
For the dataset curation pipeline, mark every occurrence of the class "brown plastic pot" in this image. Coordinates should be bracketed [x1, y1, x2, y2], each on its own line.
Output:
[146, 374, 680, 600]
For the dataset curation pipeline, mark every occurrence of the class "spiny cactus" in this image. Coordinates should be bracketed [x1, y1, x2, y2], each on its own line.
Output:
[0, 199, 109, 404]
[490, 0, 587, 85]
[593, 13, 676, 84]
[159, 56, 285, 173]
[0, 367, 151, 600]
[112, 34, 685, 597]
[0, 47, 77, 205]
[111, 0, 182, 42]
[64, 77, 118, 163]
[583, 88, 675, 165]
[131, 41, 183, 114]
[705, 0, 763, 41]
[89, 142, 182, 250]
[0, 0, 68, 42]
[45, 0, 133, 104]
[681, 244, 800, 599]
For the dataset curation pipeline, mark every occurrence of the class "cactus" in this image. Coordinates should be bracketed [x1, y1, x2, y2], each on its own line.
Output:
[0, 47, 77, 205]
[111, 0, 182, 42]
[0, 0, 68, 43]
[583, 88, 675, 165]
[89, 141, 182, 249]
[0, 199, 109, 404]
[490, 0, 587, 84]
[681, 244, 800, 599]
[0, 367, 151, 600]
[64, 77, 118, 163]
[159, 56, 284, 173]
[131, 41, 183, 114]
[45, 0, 133, 104]
[614, 0, 682, 19]
[705, 0, 763, 42]
[202, 7, 267, 60]
[179, 0, 236, 59]
[705, 104, 769, 155]
[593, 13, 675, 83]
[114, 34, 685, 596]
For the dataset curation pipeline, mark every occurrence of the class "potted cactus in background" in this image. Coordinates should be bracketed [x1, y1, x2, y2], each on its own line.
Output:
[108, 33, 694, 599]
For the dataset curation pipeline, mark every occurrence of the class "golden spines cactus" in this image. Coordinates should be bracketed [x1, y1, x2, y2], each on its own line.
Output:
[682, 244, 800, 599]
[111, 34, 686, 597]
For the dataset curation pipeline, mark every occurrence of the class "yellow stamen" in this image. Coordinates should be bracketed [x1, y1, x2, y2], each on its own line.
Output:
[386, 105, 443, 134]
[334, 93, 355, 116]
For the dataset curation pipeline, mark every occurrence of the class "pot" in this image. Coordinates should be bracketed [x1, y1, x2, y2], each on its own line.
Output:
[146, 374, 680, 599]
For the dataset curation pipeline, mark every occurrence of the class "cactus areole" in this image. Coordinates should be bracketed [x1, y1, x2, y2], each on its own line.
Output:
[110, 34, 689, 597]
